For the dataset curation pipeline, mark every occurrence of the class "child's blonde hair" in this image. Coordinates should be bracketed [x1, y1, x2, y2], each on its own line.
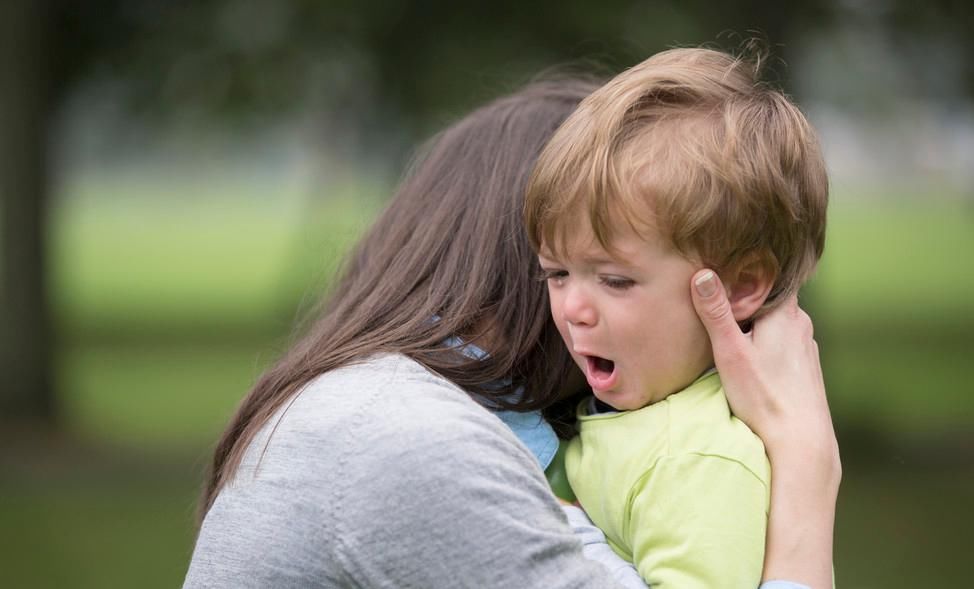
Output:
[525, 47, 829, 314]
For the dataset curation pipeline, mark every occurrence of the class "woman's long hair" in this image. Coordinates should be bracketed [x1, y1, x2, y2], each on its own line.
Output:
[200, 77, 599, 519]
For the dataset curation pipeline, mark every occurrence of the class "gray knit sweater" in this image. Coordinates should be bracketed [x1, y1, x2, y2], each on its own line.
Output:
[183, 354, 641, 589]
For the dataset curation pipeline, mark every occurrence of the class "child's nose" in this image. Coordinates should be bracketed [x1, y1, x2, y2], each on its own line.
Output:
[562, 285, 597, 327]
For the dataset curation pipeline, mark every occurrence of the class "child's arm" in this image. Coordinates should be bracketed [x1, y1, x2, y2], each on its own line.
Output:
[562, 504, 648, 589]
[550, 443, 647, 589]
[627, 454, 768, 588]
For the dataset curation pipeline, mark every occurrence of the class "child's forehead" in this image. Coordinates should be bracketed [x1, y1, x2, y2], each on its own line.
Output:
[539, 210, 664, 262]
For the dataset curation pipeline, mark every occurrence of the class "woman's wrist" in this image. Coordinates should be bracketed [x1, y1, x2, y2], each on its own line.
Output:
[763, 439, 840, 589]
[765, 422, 842, 492]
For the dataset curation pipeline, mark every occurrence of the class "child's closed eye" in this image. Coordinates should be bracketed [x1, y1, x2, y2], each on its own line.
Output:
[599, 275, 635, 290]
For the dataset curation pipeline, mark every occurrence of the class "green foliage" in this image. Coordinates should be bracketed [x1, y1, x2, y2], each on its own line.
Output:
[53, 0, 843, 134]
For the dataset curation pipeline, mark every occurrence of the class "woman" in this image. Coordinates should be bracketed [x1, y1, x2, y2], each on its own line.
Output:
[184, 77, 840, 588]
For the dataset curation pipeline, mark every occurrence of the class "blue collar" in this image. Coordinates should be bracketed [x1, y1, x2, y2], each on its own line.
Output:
[443, 335, 559, 469]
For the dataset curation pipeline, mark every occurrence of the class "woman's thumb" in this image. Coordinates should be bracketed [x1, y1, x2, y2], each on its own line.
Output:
[690, 270, 745, 355]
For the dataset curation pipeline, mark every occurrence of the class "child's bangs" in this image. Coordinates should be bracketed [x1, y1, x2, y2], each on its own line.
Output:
[626, 115, 735, 260]
[538, 155, 655, 260]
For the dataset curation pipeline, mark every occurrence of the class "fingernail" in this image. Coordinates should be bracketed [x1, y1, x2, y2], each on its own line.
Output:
[694, 271, 717, 297]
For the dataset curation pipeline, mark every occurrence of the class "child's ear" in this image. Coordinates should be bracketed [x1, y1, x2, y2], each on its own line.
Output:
[719, 253, 777, 323]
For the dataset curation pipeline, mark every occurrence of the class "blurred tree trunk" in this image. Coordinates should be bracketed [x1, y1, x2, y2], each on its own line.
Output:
[0, 0, 55, 423]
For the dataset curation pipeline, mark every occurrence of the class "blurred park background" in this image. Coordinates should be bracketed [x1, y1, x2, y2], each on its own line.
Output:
[1, 1, 972, 586]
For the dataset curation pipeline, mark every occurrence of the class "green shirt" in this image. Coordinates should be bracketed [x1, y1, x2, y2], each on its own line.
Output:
[566, 372, 771, 588]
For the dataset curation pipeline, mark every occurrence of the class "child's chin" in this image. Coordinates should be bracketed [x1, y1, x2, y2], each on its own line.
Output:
[593, 391, 632, 411]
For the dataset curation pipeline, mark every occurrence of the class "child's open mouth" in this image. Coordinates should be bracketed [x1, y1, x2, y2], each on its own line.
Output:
[584, 355, 617, 391]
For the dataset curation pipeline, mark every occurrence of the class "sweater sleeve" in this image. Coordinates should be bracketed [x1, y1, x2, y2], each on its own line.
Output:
[562, 505, 648, 589]
[627, 454, 769, 589]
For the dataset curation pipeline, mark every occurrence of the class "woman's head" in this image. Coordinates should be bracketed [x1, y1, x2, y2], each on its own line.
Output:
[325, 77, 599, 399]
[201, 76, 598, 517]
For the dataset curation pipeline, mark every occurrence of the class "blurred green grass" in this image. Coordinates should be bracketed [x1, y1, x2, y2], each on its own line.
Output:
[2, 181, 972, 588]
[50, 178, 381, 340]
[834, 465, 974, 587]
[817, 199, 974, 319]
[0, 473, 198, 588]
[58, 342, 269, 453]
[812, 200, 974, 438]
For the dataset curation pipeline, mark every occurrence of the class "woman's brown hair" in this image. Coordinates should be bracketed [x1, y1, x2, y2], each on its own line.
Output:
[200, 77, 599, 518]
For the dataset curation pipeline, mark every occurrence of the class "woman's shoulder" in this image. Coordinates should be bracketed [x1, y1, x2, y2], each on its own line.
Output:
[239, 353, 524, 477]
[194, 354, 572, 588]
[305, 352, 463, 397]
[296, 352, 489, 425]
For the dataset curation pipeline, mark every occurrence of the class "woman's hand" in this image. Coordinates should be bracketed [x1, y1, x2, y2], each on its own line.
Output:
[690, 269, 840, 589]
[688, 270, 837, 461]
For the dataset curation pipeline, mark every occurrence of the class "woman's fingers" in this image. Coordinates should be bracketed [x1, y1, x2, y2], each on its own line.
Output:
[751, 294, 813, 348]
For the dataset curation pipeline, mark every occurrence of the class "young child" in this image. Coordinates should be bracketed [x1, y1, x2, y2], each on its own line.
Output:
[524, 47, 829, 588]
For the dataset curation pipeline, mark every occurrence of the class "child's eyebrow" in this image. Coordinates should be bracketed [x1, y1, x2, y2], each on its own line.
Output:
[558, 248, 637, 269]
[576, 252, 622, 265]
[540, 241, 638, 267]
